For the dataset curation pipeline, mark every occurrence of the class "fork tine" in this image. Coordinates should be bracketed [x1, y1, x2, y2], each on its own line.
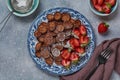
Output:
[104, 49, 112, 59]
[101, 48, 110, 57]
[102, 48, 111, 58]
[103, 49, 110, 59]
[100, 48, 109, 55]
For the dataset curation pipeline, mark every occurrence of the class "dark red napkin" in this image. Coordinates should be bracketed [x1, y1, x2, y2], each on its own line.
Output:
[60, 38, 120, 80]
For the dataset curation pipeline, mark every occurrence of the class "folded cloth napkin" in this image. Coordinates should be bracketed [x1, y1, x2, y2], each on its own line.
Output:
[60, 38, 120, 80]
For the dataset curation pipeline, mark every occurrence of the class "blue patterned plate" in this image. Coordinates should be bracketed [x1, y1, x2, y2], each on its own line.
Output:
[27, 7, 96, 76]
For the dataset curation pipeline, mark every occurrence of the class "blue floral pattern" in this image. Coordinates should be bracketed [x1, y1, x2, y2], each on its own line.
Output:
[27, 7, 96, 76]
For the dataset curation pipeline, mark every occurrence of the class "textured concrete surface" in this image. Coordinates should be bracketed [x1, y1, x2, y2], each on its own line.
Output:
[0, 0, 120, 80]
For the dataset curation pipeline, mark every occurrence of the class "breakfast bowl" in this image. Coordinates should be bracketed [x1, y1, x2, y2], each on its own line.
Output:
[7, 0, 39, 17]
[88, 0, 119, 16]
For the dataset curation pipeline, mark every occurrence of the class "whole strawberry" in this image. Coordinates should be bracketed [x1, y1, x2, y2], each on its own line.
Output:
[98, 22, 109, 34]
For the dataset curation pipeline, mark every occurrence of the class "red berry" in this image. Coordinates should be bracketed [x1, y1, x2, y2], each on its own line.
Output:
[61, 49, 70, 60]
[73, 28, 80, 38]
[79, 36, 90, 47]
[98, 0, 104, 5]
[79, 25, 87, 36]
[108, 0, 116, 6]
[91, 0, 98, 5]
[98, 22, 109, 34]
[94, 5, 103, 12]
[70, 52, 79, 64]
[75, 47, 85, 54]
[69, 38, 80, 48]
[102, 3, 111, 14]
[62, 59, 71, 68]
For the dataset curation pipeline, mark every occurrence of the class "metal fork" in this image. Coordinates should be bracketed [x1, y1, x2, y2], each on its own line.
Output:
[86, 47, 112, 80]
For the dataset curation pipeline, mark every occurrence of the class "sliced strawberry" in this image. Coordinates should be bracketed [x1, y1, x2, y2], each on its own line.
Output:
[98, 0, 104, 5]
[62, 59, 71, 68]
[79, 36, 90, 47]
[91, 0, 98, 5]
[94, 5, 103, 12]
[75, 47, 85, 54]
[79, 25, 87, 36]
[73, 28, 80, 38]
[108, 0, 116, 6]
[70, 52, 79, 64]
[105, 0, 109, 1]
[61, 49, 70, 60]
[102, 4, 111, 14]
[69, 38, 80, 48]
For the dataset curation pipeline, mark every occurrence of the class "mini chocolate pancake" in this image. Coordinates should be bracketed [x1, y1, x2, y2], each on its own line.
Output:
[62, 13, 71, 22]
[55, 61, 61, 65]
[51, 48, 61, 57]
[35, 42, 42, 51]
[44, 32, 54, 46]
[41, 48, 50, 59]
[35, 51, 42, 58]
[63, 21, 73, 30]
[54, 43, 64, 51]
[48, 21, 56, 31]
[56, 23, 64, 32]
[34, 30, 41, 38]
[54, 55, 62, 62]
[47, 14, 54, 21]
[56, 32, 66, 42]
[38, 35, 44, 42]
[74, 19, 81, 28]
[54, 12, 62, 21]
[70, 18, 76, 24]
[38, 22, 48, 34]
[45, 57, 54, 66]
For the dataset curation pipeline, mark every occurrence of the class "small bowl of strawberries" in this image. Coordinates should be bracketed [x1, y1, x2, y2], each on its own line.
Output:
[89, 0, 119, 16]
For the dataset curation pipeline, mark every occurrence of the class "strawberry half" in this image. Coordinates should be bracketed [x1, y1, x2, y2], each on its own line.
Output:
[75, 47, 85, 54]
[102, 3, 111, 14]
[107, 0, 116, 6]
[61, 49, 70, 60]
[79, 36, 90, 47]
[91, 0, 98, 5]
[73, 28, 81, 38]
[98, 22, 109, 34]
[79, 25, 87, 36]
[62, 59, 71, 69]
[70, 52, 79, 64]
[69, 38, 80, 48]
[94, 5, 103, 12]
[98, 0, 104, 5]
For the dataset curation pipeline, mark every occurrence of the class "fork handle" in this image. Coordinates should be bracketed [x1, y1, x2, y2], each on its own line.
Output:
[86, 63, 100, 80]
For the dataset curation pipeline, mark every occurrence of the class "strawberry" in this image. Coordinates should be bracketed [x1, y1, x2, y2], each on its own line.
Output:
[79, 25, 87, 36]
[79, 36, 90, 47]
[102, 3, 111, 14]
[94, 5, 103, 12]
[70, 52, 79, 64]
[61, 49, 70, 60]
[105, 0, 109, 1]
[91, 0, 98, 5]
[108, 0, 116, 6]
[75, 47, 85, 54]
[98, 0, 104, 5]
[73, 28, 80, 38]
[69, 38, 80, 48]
[62, 59, 71, 68]
[98, 22, 109, 34]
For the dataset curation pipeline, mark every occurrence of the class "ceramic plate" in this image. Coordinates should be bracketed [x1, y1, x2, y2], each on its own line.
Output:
[27, 7, 95, 76]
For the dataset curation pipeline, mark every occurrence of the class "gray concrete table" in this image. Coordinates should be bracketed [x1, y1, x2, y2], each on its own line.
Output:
[0, 0, 120, 80]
